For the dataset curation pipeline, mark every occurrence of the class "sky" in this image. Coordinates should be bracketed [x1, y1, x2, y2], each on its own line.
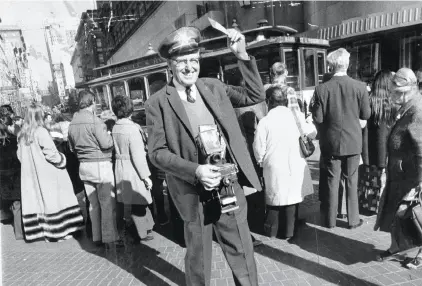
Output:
[0, 0, 95, 90]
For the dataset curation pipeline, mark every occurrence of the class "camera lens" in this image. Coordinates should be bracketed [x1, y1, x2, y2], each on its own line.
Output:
[210, 153, 221, 164]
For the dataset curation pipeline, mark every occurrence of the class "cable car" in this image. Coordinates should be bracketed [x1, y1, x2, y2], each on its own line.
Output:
[85, 22, 329, 127]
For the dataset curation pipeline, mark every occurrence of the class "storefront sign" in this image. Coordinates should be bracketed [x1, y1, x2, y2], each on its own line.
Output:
[318, 4, 422, 41]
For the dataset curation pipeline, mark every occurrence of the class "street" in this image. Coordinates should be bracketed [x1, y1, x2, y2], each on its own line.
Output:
[2, 143, 422, 286]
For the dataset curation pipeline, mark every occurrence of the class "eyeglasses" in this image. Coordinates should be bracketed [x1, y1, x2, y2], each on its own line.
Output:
[171, 58, 200, 68]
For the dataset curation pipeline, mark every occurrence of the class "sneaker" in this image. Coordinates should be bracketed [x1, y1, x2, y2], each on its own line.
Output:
[406, 257, 422, 269]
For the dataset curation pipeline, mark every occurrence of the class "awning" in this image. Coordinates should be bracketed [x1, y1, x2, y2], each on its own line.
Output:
[298, 4, 422, 41]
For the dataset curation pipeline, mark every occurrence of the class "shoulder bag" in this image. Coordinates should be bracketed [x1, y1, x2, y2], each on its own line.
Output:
[292, 109, 315, 158]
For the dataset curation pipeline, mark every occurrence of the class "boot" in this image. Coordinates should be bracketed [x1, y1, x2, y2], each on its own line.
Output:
[10, 201, 24, 240]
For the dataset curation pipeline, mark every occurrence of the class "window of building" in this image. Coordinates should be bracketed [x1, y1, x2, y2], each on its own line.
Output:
[96, 38, 102, 48]
[348, 43, 379, 83]
[400, 32, 422, 71]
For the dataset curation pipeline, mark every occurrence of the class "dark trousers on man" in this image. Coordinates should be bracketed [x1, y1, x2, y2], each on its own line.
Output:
[322, 154, 360, 228]
[184, 183, 258, 286]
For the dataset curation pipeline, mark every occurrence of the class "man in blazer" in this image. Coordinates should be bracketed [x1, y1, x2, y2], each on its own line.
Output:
[311, 48, 371, 229]
[145, 27, 264, 286]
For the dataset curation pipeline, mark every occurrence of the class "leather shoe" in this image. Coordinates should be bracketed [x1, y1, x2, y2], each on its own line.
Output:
[348, 219, 364, 229]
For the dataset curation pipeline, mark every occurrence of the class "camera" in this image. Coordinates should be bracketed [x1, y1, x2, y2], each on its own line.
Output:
[197, 125, 239, 214]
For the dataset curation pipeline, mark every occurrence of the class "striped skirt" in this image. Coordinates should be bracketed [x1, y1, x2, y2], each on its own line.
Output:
[23, 205, 84, 241]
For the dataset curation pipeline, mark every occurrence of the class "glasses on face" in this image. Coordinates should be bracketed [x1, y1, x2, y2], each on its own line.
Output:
[172, 57, 200, 68]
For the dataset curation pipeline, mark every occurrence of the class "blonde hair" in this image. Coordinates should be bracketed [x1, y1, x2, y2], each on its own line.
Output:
[18, 102, 45, 145]
[327, 48, 350, 72]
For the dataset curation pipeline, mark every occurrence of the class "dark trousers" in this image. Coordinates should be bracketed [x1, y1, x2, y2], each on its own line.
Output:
[323, 154, 360, 227]
[264, 204, 298, 238]
[151, 178, 166, 220]
[184, 183, 258, 286]
[168, 193, 185, 247]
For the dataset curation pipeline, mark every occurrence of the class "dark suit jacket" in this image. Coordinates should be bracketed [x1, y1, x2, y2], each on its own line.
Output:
[145, 57, 264, 222]
[312, 75, 370, 156]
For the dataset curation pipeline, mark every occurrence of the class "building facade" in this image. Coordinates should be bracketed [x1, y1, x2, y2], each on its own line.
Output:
[0, 25, 29, 114]
[299, 1, 422, 83]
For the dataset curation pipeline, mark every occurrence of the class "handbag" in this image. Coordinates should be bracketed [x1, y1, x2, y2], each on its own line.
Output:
[292, 109, 315, 157]
[410, 190, 422, 240]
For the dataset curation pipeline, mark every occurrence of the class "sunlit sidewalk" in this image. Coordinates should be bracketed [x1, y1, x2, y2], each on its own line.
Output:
[2, 197, 422, 286]
[2, 145, 422, 286]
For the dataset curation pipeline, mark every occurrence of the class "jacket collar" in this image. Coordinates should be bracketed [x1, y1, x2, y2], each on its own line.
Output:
[396, 94, 422, 120]
[166, 79, 195, 141]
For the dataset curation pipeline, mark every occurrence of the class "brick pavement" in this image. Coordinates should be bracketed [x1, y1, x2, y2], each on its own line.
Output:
[2, 148, 422, 285]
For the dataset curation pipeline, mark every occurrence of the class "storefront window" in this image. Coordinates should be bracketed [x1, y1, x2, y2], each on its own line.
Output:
[303, 49, 316, 88]
[348, 43, 379, 83]
[284, 50, 299, 90]
[147, 72, 167, 95]
[400, 32, 422, 71]
[110, 81, 126, 98]
[128, 77, 146, 111]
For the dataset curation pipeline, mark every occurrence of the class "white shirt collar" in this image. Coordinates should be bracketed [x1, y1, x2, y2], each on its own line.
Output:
[173, 78, 197, 102]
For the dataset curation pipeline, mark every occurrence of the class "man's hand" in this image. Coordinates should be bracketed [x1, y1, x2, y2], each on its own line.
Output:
[227, 29, 249, 61]
[195, 164, 222, 191]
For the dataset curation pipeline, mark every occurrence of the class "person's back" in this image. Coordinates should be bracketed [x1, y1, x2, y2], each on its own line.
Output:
[311, 47, 370, 230]
[68, 109, 113, 162]
[67, 90, 120, 247]
[314, 75, 369, 156]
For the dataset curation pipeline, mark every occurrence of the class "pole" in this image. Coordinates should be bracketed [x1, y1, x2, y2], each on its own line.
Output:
[272, 0, 275, 26]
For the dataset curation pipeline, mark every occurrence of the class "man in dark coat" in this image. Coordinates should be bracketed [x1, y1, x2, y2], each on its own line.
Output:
[311, 48, 371, 229]
[145, 27, 264, 285]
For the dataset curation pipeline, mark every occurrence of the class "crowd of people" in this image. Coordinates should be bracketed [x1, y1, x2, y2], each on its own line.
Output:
[1, 24, 422, 285]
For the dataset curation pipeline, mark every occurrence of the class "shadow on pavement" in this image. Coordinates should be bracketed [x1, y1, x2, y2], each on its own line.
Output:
[290, 224, 376, 265]
[255, 243, 379, 286]
[77, 233, 186, 285]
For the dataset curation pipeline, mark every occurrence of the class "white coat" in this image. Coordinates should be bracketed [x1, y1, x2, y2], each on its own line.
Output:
[253, 106, 314, 206]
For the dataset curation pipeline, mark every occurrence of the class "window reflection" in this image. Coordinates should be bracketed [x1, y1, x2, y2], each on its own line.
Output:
[317, 52, 326, 84]
[110, 81, 126, 98]
[303, 49, 316, 87]
[348, 43, 379, 83]
[94, 85, 110, 112]
[284, 50, 299, 90]
[148, 72, 167, 95]
[128, 77, 146, 111]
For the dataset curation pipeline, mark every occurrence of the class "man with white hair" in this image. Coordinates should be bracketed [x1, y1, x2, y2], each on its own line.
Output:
[311, 48, 371, 229]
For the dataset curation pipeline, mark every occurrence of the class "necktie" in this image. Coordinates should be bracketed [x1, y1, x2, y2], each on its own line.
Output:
[186, 86, 195, 103]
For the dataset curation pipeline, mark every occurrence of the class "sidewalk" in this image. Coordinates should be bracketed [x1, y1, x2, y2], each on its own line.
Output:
[2, 149, 422, 285]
